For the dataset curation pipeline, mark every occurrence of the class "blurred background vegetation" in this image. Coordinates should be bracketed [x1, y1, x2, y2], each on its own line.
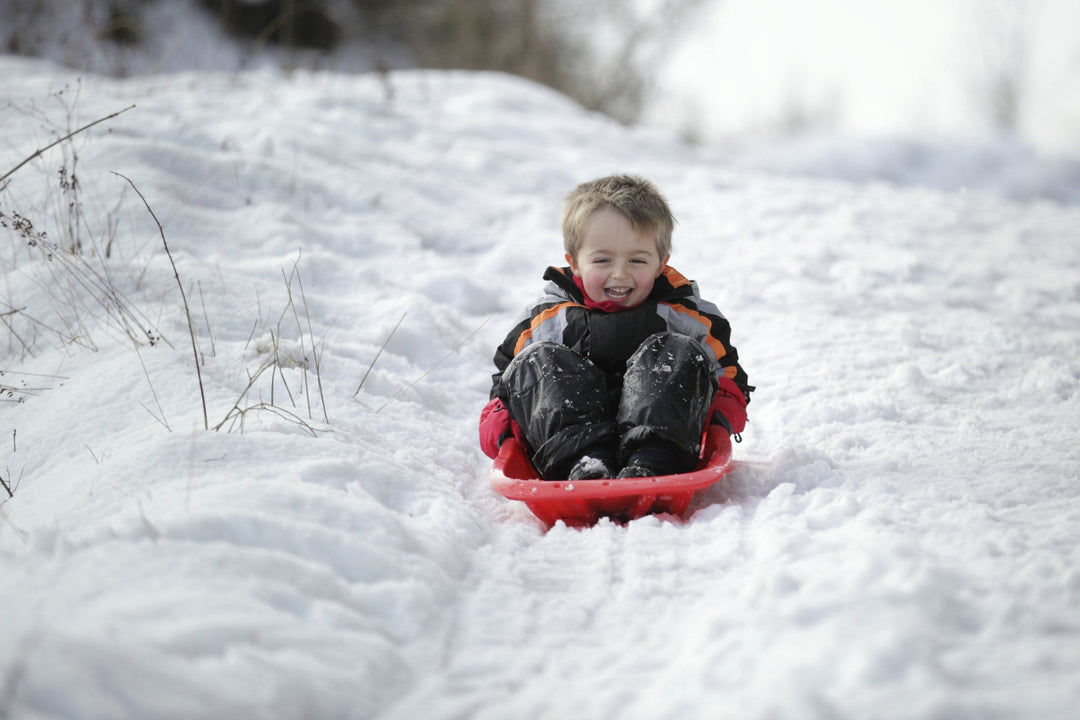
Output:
[0, 0, 704, 125]
[3, 0, 1078, 188]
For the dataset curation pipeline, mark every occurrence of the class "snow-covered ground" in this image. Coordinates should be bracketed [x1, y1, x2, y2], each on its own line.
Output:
[2, 53, 1079, 719]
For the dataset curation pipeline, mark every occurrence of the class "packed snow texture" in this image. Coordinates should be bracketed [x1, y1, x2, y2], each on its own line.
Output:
[1, 55, 1079, 719]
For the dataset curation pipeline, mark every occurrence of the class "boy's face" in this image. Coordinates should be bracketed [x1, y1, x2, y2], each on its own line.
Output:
[567, 208, 668, 308]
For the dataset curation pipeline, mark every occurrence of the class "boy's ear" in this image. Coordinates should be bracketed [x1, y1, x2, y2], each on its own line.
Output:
[657, 255, 670, 276]
[565, 253, 579, 274]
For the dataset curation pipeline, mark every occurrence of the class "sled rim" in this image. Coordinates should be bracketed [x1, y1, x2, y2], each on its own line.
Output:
[490, 426, 734, 525]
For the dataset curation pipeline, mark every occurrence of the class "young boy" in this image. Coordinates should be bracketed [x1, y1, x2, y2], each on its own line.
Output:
[479, 174, 751, 480]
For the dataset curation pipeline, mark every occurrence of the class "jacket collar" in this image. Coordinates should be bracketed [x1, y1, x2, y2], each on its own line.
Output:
[542, 265, 692, 312]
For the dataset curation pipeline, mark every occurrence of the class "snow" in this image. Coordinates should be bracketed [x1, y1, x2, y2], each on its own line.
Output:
[2, 51, 1080, 720]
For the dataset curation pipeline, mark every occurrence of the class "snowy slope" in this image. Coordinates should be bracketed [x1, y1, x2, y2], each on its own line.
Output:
[2, 55, 1080, 719]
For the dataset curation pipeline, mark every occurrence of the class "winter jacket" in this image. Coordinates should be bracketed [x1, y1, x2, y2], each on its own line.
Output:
[479, 265, 751, 458]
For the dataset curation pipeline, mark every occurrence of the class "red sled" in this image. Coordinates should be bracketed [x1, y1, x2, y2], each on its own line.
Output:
[491, 426, 735, 528]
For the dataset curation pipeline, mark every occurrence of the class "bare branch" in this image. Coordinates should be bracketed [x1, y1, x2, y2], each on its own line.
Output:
[1, 105, 135, 186]
[112, 172, 208, 429]
[354, 312, 406, 397]
[376, 316, 490, 413]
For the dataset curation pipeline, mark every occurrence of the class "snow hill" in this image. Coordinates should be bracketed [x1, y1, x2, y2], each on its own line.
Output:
[2, 55, 1079, 719]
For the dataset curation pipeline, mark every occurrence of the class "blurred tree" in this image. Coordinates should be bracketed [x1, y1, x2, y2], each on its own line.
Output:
[1, 0, 148, 72]
[198, 0, 341, 49]
[971, 0, 1032, 133]
[543, 0, 708, 122]
[353, 0, 707, 123]
[379, 0, 577, 104]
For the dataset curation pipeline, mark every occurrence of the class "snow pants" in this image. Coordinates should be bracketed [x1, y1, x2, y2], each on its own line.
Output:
[498, 332, 719, 479]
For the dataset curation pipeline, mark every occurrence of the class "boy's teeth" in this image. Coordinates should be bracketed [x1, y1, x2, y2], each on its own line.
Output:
[606, 288, 631, 299]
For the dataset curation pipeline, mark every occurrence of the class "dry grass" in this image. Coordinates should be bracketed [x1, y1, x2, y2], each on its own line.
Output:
[214, 257, 327, 436]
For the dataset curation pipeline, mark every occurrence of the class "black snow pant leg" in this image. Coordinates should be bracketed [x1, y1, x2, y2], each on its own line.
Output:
[617, 332, 719, 469]
[499, 342, 618, 479]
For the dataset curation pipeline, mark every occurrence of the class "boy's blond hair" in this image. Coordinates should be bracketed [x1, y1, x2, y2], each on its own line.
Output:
[561, 174, 675, 260]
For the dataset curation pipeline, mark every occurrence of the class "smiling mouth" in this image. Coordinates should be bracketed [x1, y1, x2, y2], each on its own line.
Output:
[604, 287, 632, 301]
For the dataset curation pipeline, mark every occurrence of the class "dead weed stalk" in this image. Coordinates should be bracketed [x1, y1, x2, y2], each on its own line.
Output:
[113, 172, 208, 430]
[213, 254, 327, 436]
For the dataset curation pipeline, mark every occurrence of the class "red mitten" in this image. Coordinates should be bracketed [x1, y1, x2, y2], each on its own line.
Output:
[479, 397, 512, 458]
[707, 377, 748, 435]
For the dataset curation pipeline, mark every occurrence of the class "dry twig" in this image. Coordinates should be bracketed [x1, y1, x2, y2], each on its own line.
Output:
[1, 105, 135, 187]
[354, 311, 406, 398]
[375, 316, 490, 413]
[113, 172, 208, 429]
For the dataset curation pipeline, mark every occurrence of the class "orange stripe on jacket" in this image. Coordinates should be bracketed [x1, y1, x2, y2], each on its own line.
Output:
[661, 302, 738, 379]
[512, 301, 583, 356]
[662, 266, 691, 289]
